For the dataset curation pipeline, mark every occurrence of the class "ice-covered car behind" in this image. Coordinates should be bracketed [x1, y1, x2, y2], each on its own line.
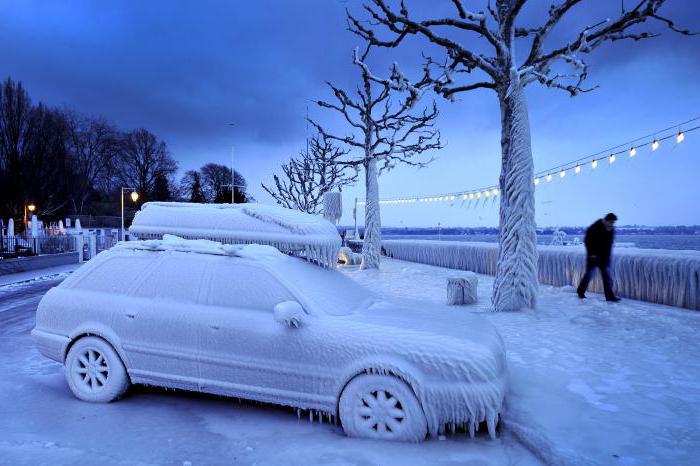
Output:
[32, 235, 507, 442]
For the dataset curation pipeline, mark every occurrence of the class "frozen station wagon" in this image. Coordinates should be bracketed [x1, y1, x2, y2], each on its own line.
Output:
[33, 205, 507, 442]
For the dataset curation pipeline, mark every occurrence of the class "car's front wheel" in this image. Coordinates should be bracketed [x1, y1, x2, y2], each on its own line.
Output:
[339, 374, 427, 442]
[65, 336, 129, 402]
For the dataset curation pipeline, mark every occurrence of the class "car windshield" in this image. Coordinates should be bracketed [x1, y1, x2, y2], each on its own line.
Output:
[273, 259, 374, 316]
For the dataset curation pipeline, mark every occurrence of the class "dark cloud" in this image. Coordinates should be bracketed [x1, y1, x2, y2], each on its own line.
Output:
[2, 0, 699, 225]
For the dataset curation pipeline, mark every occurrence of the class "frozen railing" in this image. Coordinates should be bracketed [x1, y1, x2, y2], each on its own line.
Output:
[0, 234, 78, 258]
[381, 240, 700, 311]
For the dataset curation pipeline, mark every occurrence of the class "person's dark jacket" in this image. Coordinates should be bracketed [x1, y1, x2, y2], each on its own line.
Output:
[584, 219, 614, 265]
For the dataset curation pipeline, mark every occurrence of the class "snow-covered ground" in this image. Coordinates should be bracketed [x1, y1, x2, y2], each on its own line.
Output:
[2, 258, 698, 465]
[342, 259, 700, 465]
[0, 263, 79, 288]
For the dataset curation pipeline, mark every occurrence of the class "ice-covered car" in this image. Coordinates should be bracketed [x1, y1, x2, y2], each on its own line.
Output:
[32, 236, 507, 442]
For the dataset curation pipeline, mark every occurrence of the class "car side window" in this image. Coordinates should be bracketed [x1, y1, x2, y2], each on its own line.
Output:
[207, 261, 294, 311]
[75, 255, 154, 295]
[133, 254, 208, 304]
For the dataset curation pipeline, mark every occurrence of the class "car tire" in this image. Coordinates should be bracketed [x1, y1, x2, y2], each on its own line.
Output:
[65, 336, 129, 403]
[339, 374, 427, 442]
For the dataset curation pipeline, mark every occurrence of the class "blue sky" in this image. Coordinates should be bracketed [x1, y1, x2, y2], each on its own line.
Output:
[1, 0, 699, 226]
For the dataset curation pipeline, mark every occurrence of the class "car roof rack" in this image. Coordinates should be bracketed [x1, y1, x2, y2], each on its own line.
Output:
[128, 202, 341, 267]
[116, 234, 286, 261]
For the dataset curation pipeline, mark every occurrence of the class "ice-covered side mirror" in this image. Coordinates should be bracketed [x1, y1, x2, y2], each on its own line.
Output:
[273, 301, 305, 328]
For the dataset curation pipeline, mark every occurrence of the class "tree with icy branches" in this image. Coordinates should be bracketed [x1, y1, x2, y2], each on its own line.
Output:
[310, 47, 442, 269]
[348, 0, 694, 310]
[262, 134, 358, 215]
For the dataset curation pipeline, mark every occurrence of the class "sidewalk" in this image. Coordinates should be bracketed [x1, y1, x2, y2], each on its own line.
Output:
[0, 263, 81, 288]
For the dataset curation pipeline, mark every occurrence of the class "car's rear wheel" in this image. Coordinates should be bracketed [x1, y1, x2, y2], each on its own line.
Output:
[65, 336, 129, 402]
[339, 374, 427, 442]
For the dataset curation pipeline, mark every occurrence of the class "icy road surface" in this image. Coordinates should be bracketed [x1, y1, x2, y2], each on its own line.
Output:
[0, 269, 536, 466]
[342, 259, 700, 466]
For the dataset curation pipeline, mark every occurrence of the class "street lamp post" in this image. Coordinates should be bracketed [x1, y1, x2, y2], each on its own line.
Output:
[24, 203, 36, 232]
[120, 188, 139, 241]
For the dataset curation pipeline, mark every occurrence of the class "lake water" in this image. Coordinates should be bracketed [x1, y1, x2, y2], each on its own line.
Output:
[383, 234, 700, 251]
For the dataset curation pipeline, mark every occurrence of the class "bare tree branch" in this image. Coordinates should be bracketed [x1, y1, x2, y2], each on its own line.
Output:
[348, 0, 694, 100]
[311, 47, 442, 172]
[262, 134, 358, 214]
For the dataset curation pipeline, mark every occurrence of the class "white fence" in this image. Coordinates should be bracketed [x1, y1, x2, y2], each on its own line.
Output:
[380, 240, 700, 311]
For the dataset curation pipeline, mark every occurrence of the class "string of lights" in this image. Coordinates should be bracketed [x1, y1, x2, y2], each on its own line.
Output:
[356, 116, 699, 207]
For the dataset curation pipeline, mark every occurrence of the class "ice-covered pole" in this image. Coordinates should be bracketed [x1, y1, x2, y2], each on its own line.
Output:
[7, 219, 14, 252]
[31, 215, 38, 237]
[322, 192, 342, 225]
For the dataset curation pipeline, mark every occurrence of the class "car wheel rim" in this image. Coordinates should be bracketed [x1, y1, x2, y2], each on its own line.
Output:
[73, 348, 109, 392]
[356, 390, 405, 437]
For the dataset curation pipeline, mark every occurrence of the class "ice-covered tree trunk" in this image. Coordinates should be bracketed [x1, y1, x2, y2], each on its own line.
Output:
[492, 82, 538, 311]
[361, 158, 381, 269]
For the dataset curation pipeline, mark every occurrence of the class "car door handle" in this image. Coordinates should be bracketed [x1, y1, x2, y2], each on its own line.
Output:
[125, 313, 135, 319]
[209, 324, 220, 330]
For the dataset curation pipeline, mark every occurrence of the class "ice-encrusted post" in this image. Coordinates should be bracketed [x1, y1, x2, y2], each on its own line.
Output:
[361, 159, 381, 269]
[7, 218, 15, 253]
[74, 220, 84, 262]
[492, 77, 538, 311]
[31, 214, 40, 255]
[322, 191, 342, 225]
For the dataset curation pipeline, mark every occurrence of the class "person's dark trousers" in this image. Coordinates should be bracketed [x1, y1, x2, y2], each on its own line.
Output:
[577, 256, 616, 300]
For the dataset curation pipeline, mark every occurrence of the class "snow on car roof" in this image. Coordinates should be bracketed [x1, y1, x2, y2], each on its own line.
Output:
[116, 234, 287, 261]
[128, 202, 341, 267]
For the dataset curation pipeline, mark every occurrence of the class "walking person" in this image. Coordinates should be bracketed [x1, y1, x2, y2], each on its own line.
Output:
[577, 213, 621, 302]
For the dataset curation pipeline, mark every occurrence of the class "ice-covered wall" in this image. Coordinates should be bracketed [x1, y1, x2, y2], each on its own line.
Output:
[381, 240, 700, 311]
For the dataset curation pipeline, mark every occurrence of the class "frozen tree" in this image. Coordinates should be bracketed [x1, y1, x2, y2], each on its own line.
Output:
[348, 0, 694, 309]
[262, 134, 358, 215]
[310, 47, 442, 269]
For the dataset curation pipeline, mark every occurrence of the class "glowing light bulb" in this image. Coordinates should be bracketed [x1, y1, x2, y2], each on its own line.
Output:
[546, 174, 553, 182]
[534, 177, 540, 185]
[462, 194, 467, 200]
[476, 192, 481, 199]
[609, 154, 616, 164]
[591, 160, 598, 169]
[492, 188, 499, 196]
[629, 147, 636, 157]
[450, 195, 455, 201]
[651, 140, 659, 151]
[469, 193, 474, 200]
[559, 170, 566, 178]
[677, 131, 685, 143]
[575, 165, 581, 174]
[484, 190, 490, 198]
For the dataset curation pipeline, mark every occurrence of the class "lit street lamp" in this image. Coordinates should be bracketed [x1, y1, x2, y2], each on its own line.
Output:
[121, 188, 139, 241]
[24, 203, 36, 230]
